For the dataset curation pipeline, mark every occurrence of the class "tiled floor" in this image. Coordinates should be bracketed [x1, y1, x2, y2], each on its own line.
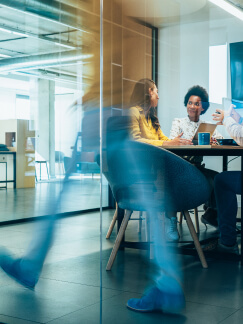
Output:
[0, 178, 108, 223]
[0, 209, 242, 324]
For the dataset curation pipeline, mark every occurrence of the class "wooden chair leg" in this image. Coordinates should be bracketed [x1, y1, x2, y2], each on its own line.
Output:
[106, 209, 132, 271]
[106, 204, 118, 239]
[179, 212, 183, 224]
[194, 207, 200, 234]
[179, 209, 199, 233]
[183, 210, 208, 269]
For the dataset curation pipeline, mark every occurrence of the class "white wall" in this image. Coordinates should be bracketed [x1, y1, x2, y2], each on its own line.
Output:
[55, 92, 82, 158]
[158, 21, 210, 136]
[158, 14, 243, 173]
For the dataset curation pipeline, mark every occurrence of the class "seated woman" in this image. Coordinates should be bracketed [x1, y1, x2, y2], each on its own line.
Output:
[129, 78, 192, 241]
[206, 105, 243, 254]
[169, 85, 223, 228]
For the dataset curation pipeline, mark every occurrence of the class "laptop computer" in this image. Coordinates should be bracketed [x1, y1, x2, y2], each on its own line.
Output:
[193, 123, 217, 141]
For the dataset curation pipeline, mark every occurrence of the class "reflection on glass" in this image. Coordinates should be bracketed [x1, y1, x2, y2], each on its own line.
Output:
[0, 0, 108, 222]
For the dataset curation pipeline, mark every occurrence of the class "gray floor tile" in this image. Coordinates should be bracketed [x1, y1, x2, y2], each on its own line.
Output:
[47, 292, 236, 324]
[220, 308, 243, 323]
[0, 285, 82, 323]
[0, 179, 107, 223]
[0, 206, 242, 324]
[183, 260, 243, 308]
[34, 278, 122, 307]
[0, 314, 39, 324]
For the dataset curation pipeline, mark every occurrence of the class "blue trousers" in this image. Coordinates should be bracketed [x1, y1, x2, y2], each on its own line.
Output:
[215, 171, 241, 246]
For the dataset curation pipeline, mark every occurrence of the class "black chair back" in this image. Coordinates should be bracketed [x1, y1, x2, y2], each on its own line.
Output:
[104, 116, 210, 212]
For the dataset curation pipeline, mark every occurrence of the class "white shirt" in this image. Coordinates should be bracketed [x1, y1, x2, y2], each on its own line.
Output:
[224, 106, 243, 146]
[169, 116, 223, 140]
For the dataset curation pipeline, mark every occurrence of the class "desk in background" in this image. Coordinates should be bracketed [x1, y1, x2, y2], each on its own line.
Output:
[0, 151, 16, 189]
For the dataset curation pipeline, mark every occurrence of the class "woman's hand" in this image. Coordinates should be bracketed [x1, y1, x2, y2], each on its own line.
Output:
[212, 109, 224, 125]
[163, 133, 193, 146]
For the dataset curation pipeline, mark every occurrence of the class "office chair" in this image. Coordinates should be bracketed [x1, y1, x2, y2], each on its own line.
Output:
[103, 116, 210, 270]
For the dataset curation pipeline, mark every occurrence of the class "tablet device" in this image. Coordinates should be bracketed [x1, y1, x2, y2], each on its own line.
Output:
[216, 138, 239, 146]
[193, 123, 217, 141]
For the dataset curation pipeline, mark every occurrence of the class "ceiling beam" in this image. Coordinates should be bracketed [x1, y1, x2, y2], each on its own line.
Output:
[0, 50, 92, 73]
[0, 0, 93, 34]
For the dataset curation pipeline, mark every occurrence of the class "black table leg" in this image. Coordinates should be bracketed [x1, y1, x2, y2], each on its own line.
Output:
[117, 206, 125, 250]
[108, 185, 115, 209]
[223, 156, 228, 171]
[13, 153, 16, 189]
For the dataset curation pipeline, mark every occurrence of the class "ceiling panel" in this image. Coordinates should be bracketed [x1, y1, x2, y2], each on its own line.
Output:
[0, 0, 96, 86]
[0, 0, 240, 86]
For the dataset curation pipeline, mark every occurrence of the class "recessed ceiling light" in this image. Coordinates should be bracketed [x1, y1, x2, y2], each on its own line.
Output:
[209, 0, 243, 21]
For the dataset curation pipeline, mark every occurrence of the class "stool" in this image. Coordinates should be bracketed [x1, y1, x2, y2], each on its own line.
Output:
[35, 161, 49, 181]
[0, 161, 7, 189]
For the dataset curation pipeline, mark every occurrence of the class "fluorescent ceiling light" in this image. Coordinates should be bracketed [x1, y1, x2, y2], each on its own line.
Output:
[0, 51, 93, 73]
[0, 27, 11, 33]
[54, 42, 76, 50]
[0, 27, 28, 37]
[0, 25, 75, 48]
[209, 0, 243, 20]
[0, 54, 11, 58]
[12, 31, 28, 37]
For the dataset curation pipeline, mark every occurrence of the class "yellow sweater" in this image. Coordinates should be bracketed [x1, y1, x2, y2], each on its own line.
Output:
[129, 106, 171, 146]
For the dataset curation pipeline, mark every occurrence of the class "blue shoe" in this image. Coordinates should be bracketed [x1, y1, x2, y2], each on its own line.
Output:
[0, 248, 38, 289]
[165, 217, 179, 242]
[127, 286, 185, 313]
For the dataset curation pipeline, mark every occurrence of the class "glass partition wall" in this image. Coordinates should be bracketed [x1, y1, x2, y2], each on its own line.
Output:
[99, 0, 243, 322]
[0, 1, 106, 222]
[1, 0, 243, 322]
[0, 0, 155, 320]
[0, 2, 104, 322]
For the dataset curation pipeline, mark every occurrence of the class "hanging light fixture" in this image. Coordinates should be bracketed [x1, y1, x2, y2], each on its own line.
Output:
[209, 0, 243, 21]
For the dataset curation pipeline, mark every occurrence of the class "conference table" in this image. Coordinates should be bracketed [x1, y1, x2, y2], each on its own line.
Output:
[164, 145, 243, 263]
[116, 144, 243, 264]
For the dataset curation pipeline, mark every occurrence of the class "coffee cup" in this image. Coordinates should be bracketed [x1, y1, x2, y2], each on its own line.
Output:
[198, 132, 210, 145]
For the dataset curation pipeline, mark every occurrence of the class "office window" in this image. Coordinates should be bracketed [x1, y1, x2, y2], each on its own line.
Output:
[16, 94, 30, 120]
[209, 44, 227, 104]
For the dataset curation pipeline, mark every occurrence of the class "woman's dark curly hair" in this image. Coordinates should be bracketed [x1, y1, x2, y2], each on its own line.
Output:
[184, 85, 210, 115]
[130, 78, 160, 131]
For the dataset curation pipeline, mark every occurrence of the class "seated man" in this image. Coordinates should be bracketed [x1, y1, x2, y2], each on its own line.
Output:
[206, 104, 243, 254]
[170, 85, 223, 228]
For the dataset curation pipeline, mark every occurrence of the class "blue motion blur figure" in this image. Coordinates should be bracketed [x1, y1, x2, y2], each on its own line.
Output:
[129, 214, 185, 313]
[105, 121, 186, 313]
[0, 101, 109, 289]
[114, 79, 187, 313]
[0, 159, 76, 289]
[123, 79, 210, 313]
